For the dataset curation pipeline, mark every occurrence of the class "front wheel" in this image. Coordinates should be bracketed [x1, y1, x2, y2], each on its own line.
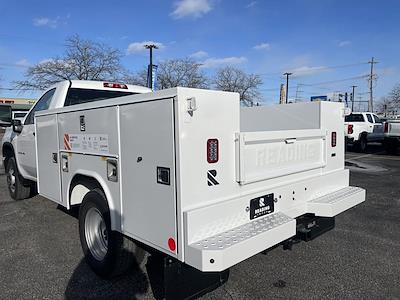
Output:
[5, 157, 31, 200]
[79, 188, 145, 278]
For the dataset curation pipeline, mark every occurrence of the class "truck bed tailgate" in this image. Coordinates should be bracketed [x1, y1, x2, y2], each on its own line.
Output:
[235, 129, 327, 184]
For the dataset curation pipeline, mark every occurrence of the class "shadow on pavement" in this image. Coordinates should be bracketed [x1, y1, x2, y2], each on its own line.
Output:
[65, 256, 150, 300]
[347, 142, 399, 156]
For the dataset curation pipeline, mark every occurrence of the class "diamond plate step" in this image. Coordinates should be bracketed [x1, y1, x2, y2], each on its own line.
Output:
[307, 186, 365, 217]
[185, 212, 296, 272]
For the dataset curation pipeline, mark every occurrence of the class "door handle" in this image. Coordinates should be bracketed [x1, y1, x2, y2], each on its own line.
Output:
[285, 138, 296, 144]
[33, 132, 35, 136]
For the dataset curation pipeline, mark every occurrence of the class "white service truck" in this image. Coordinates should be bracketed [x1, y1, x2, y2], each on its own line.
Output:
[383, 120, 400, 153]
[344, 112, 384, 152]
[2, 81, 365, 299]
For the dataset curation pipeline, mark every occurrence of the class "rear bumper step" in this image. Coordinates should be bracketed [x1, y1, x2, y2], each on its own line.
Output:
[185, 186, 365, 272]
[185, 212, 296, 272]
[307, 186, 365, 217]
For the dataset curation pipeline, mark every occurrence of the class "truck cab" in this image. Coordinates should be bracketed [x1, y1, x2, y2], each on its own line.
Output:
[1, 80, 151, 199]
[344, 112, 384, 152]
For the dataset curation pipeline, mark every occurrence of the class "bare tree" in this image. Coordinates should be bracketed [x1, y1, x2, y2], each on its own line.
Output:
[157, 58, 208, 89]
[15, 35, 127, 90]
[213, 66, 262, 106]
[376, 96, 392, 116]
[122, 68, 148, 87]
[389, 83, 400, 104]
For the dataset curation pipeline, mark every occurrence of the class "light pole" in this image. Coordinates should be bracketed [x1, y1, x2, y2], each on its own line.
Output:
[144, 44, 159, 89]
[283, 72, 292, 103]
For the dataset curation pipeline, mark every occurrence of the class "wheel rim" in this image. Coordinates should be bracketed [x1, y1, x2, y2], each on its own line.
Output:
[7, 165, 16, 194]
[85, 207, 108, 261]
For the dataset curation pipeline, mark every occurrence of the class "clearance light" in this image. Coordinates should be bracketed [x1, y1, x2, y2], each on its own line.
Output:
[168, 238, 176, 252]
[103, 82, 128, 89]
[331, 132, 337, 147]
[207, 139, 219, 163]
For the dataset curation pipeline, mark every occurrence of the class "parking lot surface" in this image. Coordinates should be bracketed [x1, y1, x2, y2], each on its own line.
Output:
[0, 137, 399, 299]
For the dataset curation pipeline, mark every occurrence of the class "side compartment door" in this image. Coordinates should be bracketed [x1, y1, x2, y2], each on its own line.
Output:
[120, 99, 177, 255]
[36, 114, 62, 204]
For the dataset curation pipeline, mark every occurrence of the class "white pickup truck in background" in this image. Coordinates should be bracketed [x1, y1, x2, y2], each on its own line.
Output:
[1, 80, 150, 199]
[344, 112, 384, 152]
[383, 120, 400, 153]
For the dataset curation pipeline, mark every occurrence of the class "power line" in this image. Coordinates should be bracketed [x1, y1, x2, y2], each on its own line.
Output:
[0, 63, 30, 69]
[0, 87, 40, 91]
[299, 75, 369, 87]
[258, 62, 369, 77]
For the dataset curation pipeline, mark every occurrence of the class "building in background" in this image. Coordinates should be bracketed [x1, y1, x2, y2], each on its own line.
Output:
[310, 95, 328, 102]
[0, 97, 36, 111]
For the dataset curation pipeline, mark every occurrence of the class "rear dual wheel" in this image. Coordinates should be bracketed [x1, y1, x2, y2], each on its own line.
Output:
[79, 188, 145, 278]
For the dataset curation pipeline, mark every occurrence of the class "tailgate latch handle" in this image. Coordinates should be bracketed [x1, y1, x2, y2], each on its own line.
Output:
[285, 138, 296, 144]
[187, 97, 197, 116]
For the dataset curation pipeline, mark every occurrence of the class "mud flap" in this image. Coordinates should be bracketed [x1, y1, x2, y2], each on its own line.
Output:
[146, 254, 229, 300]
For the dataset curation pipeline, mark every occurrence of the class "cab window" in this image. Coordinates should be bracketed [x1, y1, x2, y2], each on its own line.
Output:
[24, 88, 56, 125]
[373, 115, 382, 123]
[65, 88, 135, 106]
[345, 114, 364, 122]
[366, 114, 373, 123]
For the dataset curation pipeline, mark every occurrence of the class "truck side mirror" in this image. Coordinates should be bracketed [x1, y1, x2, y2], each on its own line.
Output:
[12, 119, 23, 133]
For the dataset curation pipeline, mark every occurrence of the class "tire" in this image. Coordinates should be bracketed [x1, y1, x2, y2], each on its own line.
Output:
[79, 188, 145, 278]
[356, 135, 367, 153]
[5, 157, 31, 200]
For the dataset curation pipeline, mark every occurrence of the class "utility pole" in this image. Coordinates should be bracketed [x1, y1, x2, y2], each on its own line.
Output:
[145, 44, 159, 89]
[295, 84, 303, 102]
[351, 85, 357, 111]
[283, 72, 292, 103]
[368, 57, 378, 112]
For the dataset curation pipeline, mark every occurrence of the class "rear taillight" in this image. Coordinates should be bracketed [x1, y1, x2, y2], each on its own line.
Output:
[331, 132, 337, 147]
[207, 139, 219, 163]
[384, 122, 389, 133]
[348, 124, 353, 134]
[103, 82, 128, 89]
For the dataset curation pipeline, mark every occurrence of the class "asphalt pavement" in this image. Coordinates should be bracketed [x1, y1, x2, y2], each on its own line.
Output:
[0, 139, 399, 299]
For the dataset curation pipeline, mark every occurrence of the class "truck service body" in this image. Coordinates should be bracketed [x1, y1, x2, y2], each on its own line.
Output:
[2, 81, 365, 298]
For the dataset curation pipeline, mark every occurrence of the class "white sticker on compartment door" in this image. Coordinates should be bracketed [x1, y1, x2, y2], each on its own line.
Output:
[65, 133, 109, 153]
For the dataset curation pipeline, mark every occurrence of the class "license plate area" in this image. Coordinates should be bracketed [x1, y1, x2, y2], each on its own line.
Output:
[250, 193, 274, 220]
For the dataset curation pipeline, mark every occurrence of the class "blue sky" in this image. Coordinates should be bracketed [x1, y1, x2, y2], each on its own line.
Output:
[0, 0, 399, 107]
